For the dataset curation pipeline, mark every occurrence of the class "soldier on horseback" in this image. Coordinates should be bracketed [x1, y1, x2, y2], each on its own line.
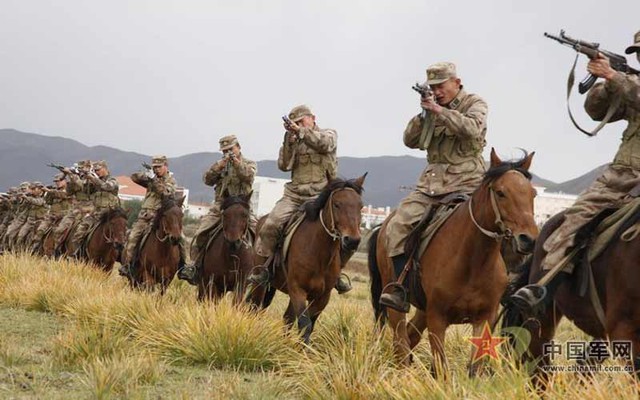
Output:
[178, 134, 257, 285]
[119, 155, 187, 278]
[71, 160, 120, 258]
[15, 182, 47, 250]
[246, 105, 352, 294]
[511, 31, 640, 314]
[381, 62, 489, 312]
[31, 173, 71, 253]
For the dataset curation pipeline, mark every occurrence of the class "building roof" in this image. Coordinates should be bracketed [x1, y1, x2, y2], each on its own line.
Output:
[116, 176, 146, 197]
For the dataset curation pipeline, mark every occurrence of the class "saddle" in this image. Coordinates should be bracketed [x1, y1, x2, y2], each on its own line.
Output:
[403, 192, 470, 310]
[264, 208, 307, 276]
[77, 219, 104, 258]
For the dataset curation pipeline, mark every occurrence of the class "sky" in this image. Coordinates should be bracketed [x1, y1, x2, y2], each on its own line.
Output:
[1, 0, 638, 182]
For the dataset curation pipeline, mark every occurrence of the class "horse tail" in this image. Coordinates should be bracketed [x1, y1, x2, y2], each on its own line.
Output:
[367, 226, 386, 327]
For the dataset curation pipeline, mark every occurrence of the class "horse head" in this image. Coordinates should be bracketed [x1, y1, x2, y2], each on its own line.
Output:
[100, 208, 129, 252]
[221, 191, 252, 252]
[306, 173, 367, 251]
[480, 148, 539, 254]
[155, 195, 184, 245]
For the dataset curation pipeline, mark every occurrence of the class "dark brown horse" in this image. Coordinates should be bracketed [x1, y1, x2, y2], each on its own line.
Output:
[502, 208, 640, 384]
[197, 193, 254, 302]
[248, 175, 366, 343]
[128, 196, 184, 294]
[65, 208, 128, 271]
[368, 149, 538, 374]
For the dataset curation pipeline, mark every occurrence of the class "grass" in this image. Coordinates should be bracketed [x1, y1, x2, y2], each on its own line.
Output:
[0, 252, 637, 399]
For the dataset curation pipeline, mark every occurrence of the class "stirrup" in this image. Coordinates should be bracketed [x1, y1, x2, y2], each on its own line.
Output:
[335, 273, 352, 294]
[510, 285, 547, 313]
[247, 265, 270, 286]
[380, 282, 410, 313]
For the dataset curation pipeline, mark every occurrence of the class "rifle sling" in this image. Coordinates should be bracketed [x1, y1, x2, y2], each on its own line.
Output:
[566, 54, 621, 137]
[418, 111, 435, 151]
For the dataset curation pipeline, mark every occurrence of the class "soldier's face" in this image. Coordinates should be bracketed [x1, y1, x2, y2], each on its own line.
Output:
[430, 78, 462, 106]
[153, 164, 168, 177]
[55, 180, 66, 189]
[95, 167, 107, 177]
[298, 115, 315, 128]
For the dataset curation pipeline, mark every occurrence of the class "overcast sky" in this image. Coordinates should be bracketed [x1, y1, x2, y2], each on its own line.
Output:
[1, 0, 638, 182]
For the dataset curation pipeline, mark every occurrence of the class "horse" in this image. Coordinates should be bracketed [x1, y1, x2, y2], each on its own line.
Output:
[80, 208, 128, 271]
[368, 149, 538, 375]
[128, 195, 185, 294]
[197, 193, 254, 303]
[247, 174, 366, 343]
[502, 207, 640, 386]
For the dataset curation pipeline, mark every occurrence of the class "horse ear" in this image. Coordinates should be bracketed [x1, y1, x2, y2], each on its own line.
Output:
[176, 195, 186, 207]
[242, 191, 253, 204]
[489, 148, 502, 168]
[354, 172, 368, 189]
[521, 151, 535, 171]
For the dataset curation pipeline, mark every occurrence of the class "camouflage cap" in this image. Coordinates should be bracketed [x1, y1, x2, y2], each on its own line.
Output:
[77, 160, 92, 169]
[425, 62, 457, 85]
[8, 187, 18, 194]
[288, 105, 313, 122]
[219, 135, 239, 151]
[93, 160, 108, 170]
[31, 181, 44, 188]
[19, 182, 31, 190]
[152, 155, 168, 167]
[625, 30, 640, 54]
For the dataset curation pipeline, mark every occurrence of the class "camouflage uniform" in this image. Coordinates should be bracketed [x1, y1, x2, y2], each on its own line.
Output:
[542, 70, 640, 272]
[15, 183, 47, 249]
[3, 183, 32, 249]
[51, 161, 93, 252]
[190, 135, 257, 260]
[386, 63, 488, 257]
[72, 161, 120, 249]
[32, 177, 72, 249]
[123, 155, 185, 265]
[254, 106, 338, 258]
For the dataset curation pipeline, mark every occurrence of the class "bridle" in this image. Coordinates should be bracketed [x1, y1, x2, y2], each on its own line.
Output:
[468, 184, 514, 241]
[319, 188, 358, 241]
[222, 199, 251, 248]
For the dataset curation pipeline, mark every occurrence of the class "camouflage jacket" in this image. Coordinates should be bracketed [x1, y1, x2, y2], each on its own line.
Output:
[278, 125, 337, 200]
[131, 172, 177, 211]
[87, 174, 120, 210]
[23, 195, 47, 219]
[403, 89, 488, 196]
[585, 72, 640, 170]
[45, 189, 73, 217]
[203, 154, 256, 205]
[68, 174, 92, 204]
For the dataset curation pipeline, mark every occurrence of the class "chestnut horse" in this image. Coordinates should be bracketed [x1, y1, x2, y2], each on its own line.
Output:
[197, 193, 254, 302]
[65, 208, 128, 271]
[248, 175, 366, 343]
[368, 150, 538, 374]
[127, 196, 184, 294]
[502, 208, 640, 385]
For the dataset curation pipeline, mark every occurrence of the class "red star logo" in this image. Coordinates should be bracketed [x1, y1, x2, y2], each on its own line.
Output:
[468, 322, 506, 362]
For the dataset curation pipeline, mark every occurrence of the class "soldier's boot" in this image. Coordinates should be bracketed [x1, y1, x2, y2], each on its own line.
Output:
[379, 254, 411, 313]
[247, 254, 271, 286]
[510, 271, 571, 316]
[334, 273, 352, 294]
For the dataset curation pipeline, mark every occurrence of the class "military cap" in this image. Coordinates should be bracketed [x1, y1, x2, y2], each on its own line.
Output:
[625, 30, 640, 54]
[31, 181, 44, 188]
[53, 173, 65, 182]
[288, 105, 314, 122]
[19, 182, 31, 190]
[219, 135, 239, 151]
[425, 62, 457, 85]
[77, 160, 92, 168]
[8, 187, 18, 194]
[93, 160, 108, 170]
[152, 155, 168, 167]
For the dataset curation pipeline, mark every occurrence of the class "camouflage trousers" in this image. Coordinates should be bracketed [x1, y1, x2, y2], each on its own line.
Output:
[52, 210, 83, 250]
[72, 209, 107, 249]
[190, 203, 258, 261]
[125, 209, 187, 264]
[385, 190, 442, 257]
[32, 215, 61, 249]
[0, 214, 13, 241]
[3, 214, 27, 249]
[255, 193, 306, 258]
[16, 216, 43, 249]
[542, 165, 640, 272]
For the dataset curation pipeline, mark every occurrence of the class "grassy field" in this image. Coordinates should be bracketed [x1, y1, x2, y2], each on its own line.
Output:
[0, 253, 637, 399]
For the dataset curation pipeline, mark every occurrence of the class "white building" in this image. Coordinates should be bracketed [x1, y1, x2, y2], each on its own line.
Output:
[251, 176, 289, 217]
[533, 186, 578, 226]
[362, 205, 391, 229]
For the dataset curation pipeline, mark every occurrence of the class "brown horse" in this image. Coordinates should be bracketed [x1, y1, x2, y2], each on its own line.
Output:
[64, 208, 128, 271]
[248, 175, 366, 343]
[197, 193, 254, 302]
[368, 149, 538, 374]
[128, 196, 184, 294]
[502, 208, 640, 384]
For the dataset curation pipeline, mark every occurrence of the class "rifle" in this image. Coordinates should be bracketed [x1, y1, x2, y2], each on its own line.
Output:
[142, 162, 153, 170]
[544, 30, 640, 94]
[47, 163, 67, 173]
[412, 83, 434, 119]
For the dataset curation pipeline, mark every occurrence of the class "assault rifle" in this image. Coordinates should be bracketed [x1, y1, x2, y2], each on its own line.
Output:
[142, 162, 153, 170]
[412, 83, 434, 119]
[544, 30, 640, 94]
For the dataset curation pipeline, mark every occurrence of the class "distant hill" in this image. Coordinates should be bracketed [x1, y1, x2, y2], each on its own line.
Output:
[0, 129, 599, 206]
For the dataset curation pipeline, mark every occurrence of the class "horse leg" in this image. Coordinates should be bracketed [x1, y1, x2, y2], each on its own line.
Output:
[408, 309, 428, 350]
[526, 305, 563, 389]
[468, 308, 501, 378]
[426, 311, 449, 378]
[387, 309, 412, 366]
[608, 319, 640, 375]
[288, 288, 312, 344]
[283, 300, 295, 328]
[306, 292, 332, 338]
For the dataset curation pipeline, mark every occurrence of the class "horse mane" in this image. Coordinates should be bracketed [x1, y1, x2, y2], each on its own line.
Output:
[222, 195, 250, 211]
[304, 177, 364, 221]
[99, 207, 128, 224]
[482, 153, 533, 184]
[152, 196, 182, 230]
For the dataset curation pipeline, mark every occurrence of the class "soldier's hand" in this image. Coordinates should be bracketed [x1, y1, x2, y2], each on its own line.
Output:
[588, 53, 616, 80]
[213, 158, 227, 172]
[420, 95, 443, 114]
[283, 120, 300, 133]
[231, 155, 241, 166]
[62, 167, 72, 175]
[287, 132, 299, 144]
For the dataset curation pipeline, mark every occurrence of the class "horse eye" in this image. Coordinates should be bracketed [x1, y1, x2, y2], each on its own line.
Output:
[333, 202, 340, 209]
[496, 190, 506, 198]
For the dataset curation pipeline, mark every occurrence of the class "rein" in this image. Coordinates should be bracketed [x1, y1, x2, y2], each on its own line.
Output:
[319, 188, 358, 241]
[468, 186, 514, 241]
